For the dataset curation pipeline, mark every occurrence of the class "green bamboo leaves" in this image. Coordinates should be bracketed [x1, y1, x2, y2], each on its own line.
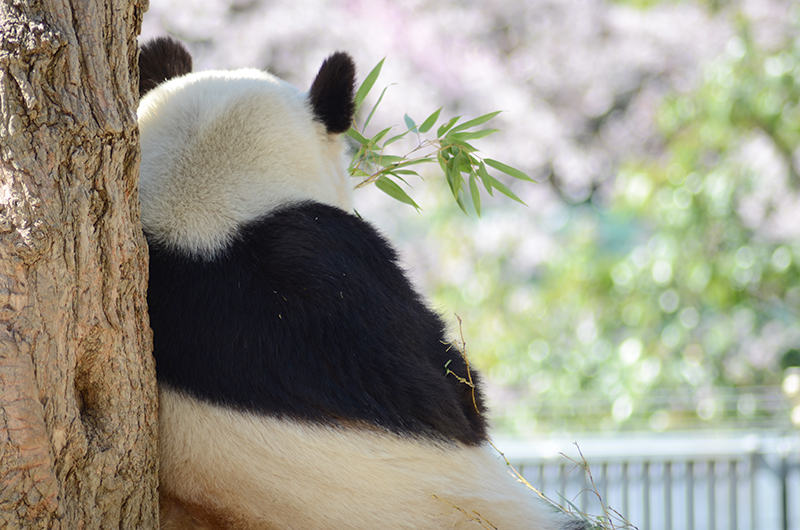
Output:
[347, 59, 534, 216]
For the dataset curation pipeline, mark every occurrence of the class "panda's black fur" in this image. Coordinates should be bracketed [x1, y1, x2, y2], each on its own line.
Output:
[139, 36, 587, 530]
[148, 201, 487, 445]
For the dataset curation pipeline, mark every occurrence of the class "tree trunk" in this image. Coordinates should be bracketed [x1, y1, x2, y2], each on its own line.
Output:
[0, 1, 157, 528]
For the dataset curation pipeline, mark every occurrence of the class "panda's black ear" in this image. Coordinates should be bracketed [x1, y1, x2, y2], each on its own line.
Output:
[138, 36, 193, 98]
[308, 52, 356, 135]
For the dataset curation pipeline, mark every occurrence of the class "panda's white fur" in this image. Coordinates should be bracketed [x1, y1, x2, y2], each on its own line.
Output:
[139, 69, 352, 257]
[138, 37, 586, 530]
[159, 388, 573, 530]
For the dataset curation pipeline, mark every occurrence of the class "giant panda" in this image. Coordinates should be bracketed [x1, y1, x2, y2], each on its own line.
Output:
[138, 36, 587, 530]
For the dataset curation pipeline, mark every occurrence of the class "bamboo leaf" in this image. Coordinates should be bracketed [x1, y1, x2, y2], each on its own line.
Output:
[449, 111, 502, 134]
[395, 157, 436, 167]
[363, 85, 391, 131]
[438, 152, 449, 175]
[448, 154, 465, 198]
[383, 129, 411, 147]
[371, 126, 394, 144]
[489, 176, 526, 205]
[478, 160, 494, 196]
[375, 176, 420, 209]
[468, 171, 482, 217]
[484, 158, 535, 182]
[419, 107, 442, 133]
[373, 155, 405, 167]
[446, 138, 478, 153]
[444, 158, 457, 198]
[349, 146, 367, 168]
[355, 58, 385, 113]
[404, 114, 417, 132]
[386, 172, 412, 187]
[455, 193, 469, 215]
[437, 116, 461, 137]
[457, 154, 473, 173]
[448, 128, 499, 141]
[392, 169, 420, 176]
[346, 127, 369, 145]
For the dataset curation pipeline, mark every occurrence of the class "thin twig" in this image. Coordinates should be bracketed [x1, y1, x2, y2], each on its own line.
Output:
[443, 315, 480, 415]
[430, 494, 498, 529]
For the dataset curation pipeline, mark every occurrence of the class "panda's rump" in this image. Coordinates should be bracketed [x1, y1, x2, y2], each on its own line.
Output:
[159, 387, 573, 530]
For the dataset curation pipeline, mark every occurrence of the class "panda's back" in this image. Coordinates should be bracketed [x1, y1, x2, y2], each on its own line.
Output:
[147, 201, 488, 445]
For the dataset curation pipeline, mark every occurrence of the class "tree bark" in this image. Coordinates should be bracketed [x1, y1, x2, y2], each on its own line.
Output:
[0, 1, 157, 528]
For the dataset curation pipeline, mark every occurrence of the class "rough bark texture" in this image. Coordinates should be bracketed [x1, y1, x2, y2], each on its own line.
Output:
[0, 0, 157, 528]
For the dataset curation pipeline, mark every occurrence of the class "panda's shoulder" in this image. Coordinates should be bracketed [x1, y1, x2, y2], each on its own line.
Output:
[243, 202, 400, 267]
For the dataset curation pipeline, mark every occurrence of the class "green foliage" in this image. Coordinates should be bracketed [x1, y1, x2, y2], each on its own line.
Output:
[428, 14, 800, 434]
[347, 60, 533, 216]
[343, 13, 800, 435]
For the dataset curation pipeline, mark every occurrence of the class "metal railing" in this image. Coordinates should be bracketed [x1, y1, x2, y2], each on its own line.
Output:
[500, 431, 800, 530]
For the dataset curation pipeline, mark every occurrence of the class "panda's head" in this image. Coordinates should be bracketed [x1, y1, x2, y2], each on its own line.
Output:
[137, 37, 356, 257]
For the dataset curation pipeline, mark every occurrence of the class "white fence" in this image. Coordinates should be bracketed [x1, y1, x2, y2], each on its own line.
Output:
[499, 431, 800, 530]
